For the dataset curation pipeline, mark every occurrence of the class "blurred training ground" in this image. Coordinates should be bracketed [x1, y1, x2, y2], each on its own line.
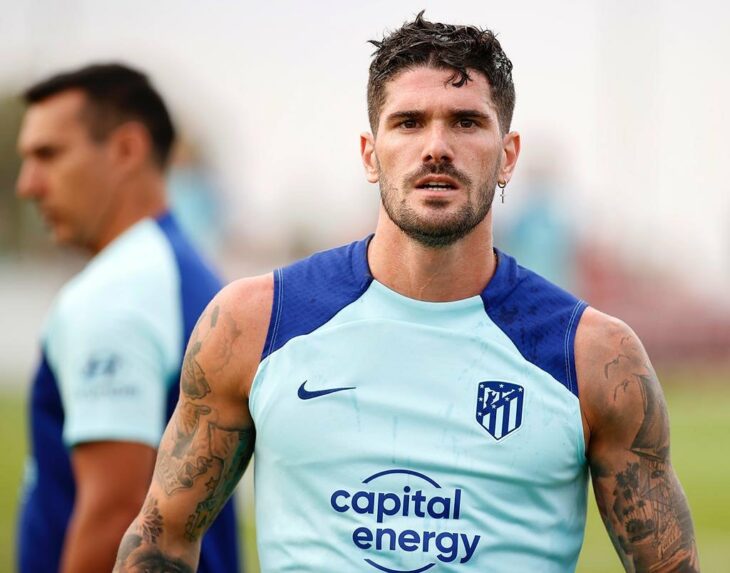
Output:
[1, 1, 729, 571]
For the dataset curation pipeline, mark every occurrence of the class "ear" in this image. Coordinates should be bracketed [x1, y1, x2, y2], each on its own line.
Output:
[360, 132, 379, 184]
[108, 121, 153, 172]
[499, 131, 521, 184]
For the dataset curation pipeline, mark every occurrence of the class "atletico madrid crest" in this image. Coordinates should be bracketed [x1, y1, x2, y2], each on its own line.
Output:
[476, 381, 525, 440]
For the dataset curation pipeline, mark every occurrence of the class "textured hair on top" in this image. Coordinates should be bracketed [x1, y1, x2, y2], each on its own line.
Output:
[367, 11, 515, 134]
[24, 63, 176, 168]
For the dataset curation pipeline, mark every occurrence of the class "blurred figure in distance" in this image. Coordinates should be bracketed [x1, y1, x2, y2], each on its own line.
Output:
[15, 63, 240, 573]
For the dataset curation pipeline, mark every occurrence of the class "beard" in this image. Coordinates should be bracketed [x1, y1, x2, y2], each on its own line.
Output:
[379, 160, 500, 248]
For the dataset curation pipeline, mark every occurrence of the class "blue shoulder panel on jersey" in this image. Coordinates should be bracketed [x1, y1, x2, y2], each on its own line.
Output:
[156, 213, 239, 573]
[156, 212, 222, 342]
[262, 237, 373, 360]
[481, 250, 587, 397]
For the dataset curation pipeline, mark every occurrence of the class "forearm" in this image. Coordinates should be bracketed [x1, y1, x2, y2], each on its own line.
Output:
[114, 497, 200, 573]
[61, 501, 143, 573]
[114, 419, 253, 572]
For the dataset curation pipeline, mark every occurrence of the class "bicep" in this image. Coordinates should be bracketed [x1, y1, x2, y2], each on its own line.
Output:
[578, 312, 699, 571]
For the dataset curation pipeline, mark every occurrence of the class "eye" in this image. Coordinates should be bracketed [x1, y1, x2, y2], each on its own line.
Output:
[457, 118, 477, 129]
[400, 119, 418, 129]
[34, 146, 60, 161]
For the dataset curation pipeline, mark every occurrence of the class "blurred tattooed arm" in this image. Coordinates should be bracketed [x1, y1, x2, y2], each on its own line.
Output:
[113, 275, 272, 572]
[576, 307, 699, 573]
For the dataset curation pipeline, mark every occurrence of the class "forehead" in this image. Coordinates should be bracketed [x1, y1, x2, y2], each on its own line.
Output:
[380, 66, 496, 116]
[18, 89, 89, 150]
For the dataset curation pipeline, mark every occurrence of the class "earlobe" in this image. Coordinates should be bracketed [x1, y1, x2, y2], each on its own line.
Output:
[360, 132, 379, 184]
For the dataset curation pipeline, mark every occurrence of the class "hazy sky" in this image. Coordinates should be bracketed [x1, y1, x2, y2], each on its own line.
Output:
[2, 0, 729, 293]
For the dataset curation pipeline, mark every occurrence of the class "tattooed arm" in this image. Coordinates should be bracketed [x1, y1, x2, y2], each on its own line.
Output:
[113, 275, 273, 572]
[576, 308, 699, 572]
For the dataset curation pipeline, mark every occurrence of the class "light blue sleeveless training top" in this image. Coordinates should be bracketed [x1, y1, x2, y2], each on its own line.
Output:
[250, 237, 589, 573]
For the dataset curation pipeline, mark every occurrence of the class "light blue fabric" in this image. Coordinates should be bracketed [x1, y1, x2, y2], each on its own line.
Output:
[43, 219, 182, 448]
[250, 276, 588, 572]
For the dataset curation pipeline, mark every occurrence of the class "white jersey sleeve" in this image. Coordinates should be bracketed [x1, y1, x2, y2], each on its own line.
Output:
[44, 219, 182, 449]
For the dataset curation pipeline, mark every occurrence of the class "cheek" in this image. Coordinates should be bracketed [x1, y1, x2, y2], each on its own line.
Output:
[376, 147, 410, 183]
[56, 158, 108, 216]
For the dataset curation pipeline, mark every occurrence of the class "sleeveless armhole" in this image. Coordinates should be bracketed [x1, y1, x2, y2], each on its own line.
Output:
[481, 249, 588, 398]
[260, 237, 373, 362]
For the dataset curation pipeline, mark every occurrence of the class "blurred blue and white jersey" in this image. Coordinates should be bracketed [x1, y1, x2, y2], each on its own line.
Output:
[250, 237, 589, 573]
[17, 213, 240, 573]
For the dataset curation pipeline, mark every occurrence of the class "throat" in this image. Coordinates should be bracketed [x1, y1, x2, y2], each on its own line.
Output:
[367, 224, 496, 302]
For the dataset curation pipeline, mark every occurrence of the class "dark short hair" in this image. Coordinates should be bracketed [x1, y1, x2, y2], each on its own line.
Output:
[367, 11, 515, 134]
[24, 63, 176, 167]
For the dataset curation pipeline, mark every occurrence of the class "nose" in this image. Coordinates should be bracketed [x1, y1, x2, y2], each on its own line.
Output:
[421, 124, 454, 164]
[16, 160, 45, 200]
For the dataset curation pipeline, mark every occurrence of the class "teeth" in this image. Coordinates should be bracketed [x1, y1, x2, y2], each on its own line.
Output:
[422, 183, 453, 188]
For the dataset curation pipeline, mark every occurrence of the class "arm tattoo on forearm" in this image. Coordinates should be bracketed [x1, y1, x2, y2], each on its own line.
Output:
[594, 339, 699, 572]
[184, 426, 255, 541]
[155, 304, 251, 497]
[115, 535, 194, 573]
[115, 304, 252, 572]
[140, 497, 163, 544]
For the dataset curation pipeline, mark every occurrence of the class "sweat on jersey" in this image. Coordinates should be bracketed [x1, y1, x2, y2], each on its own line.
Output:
[250, 237, 589, 573]
[17, 213, 240, 573]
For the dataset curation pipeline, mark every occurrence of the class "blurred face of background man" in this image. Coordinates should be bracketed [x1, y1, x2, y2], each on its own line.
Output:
[16, 89, 122, 250]
[362, 66, 517, 248]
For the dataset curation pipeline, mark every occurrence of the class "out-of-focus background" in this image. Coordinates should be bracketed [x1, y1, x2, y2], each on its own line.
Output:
[1, 1, 729, 571]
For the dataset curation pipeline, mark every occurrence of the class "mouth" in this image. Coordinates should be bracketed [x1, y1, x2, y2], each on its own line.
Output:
[38, 207, 58, 226]
[414, 175, 460, 191]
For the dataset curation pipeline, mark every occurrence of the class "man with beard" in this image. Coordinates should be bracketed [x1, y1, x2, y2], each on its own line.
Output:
[115, 13, 699, 573]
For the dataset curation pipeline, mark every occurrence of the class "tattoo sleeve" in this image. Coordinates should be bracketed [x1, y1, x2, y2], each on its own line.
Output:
[114, 304, 255, 572]
[589, 333, 699, 572]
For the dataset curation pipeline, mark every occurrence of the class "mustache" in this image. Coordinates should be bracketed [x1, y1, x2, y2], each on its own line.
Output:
[405, 163, 473, 188]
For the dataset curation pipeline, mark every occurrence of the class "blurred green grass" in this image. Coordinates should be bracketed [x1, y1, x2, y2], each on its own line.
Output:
[2, 373, 729, 572]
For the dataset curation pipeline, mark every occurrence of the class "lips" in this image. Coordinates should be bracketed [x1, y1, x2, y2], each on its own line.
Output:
[414, 175, 459, 190]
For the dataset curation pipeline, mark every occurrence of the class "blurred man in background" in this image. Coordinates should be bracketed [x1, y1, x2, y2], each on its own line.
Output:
[115, 13, 698, 573]
[15, 63, 240, 573]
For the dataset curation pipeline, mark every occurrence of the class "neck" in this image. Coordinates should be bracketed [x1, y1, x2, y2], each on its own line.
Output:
[89, 172, 168, 255]
[368, 206, 496, 302]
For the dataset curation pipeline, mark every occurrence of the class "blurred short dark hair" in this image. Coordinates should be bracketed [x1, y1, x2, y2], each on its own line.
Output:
[24, 63, 176, 167]
[367, 11, 515, 134]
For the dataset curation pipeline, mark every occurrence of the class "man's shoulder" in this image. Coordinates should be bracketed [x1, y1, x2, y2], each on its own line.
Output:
[199, 274, 274, 396]
[575, 307, 644, 377]
[46, 221, 184, 348]
[574, 307, 650, 421]
[218, 273, 275, 316]
[576, 307, 634, 352]
[56, 246, 174, 320]
[212, 273, 275, 346]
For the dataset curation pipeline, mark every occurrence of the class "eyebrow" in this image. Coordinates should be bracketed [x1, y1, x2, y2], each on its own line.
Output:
[385, 109, 492, 123]
[385, 110, 424, 123]
[451, 109, 491, 120]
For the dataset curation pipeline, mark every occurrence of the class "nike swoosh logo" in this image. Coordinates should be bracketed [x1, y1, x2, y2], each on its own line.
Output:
[297, 380, 356, 400]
